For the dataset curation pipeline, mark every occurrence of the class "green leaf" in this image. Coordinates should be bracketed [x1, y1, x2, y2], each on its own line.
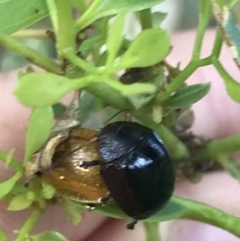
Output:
[41, 184, 55, 199]
[0, 0, 48, 34]
[106, 14, 126, 69]
[52, 103, 67, 118]
[117, 29, 170, 69]
[218, 156, 240, 180]
[94, 197, 186, 221]
[32, 231, 70, 241]
[76, 0, 164, 30]
[78, 91, 99, 123]
[152, 12, 167, 28]
[128, 94, 155, 109]
[7, 194, 33, 211]
[163, 83, 211, 109]
[0, 172, 23, 198]
[79, 35, 103, 58]
[24, 107, 54, 164]
[0, 150, 23, 172]
[213, 59, 240, 103]
[0, 230, 7, 241]
[59, 199, 83, 225]
[14, 72, 72, 108]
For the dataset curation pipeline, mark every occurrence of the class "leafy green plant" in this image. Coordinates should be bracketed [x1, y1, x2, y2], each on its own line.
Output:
[1, 0, 240, 240]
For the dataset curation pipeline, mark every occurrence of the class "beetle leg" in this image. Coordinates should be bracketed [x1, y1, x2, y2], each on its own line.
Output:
[126, 219, 138, 230]
[80, 160, 104, 169]
[99, 191, 111, 204]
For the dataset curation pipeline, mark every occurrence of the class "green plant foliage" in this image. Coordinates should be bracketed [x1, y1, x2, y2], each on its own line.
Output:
[0, 230, 7, 241]
[78, 91, 99, 123]
[59, 199, 83, 225]
[218, 156, 240, 180]
[0, 172, 23, 198]
[106, 14, 126, 69]
[163, 83, 211, 109]
[7, 194, 33, 211]
[14, 72, 72, 108]
[52, 103, 67, 118]
[117, 28, 170, 69]
[152, 11, 167, 28]
[75, 0, 165, 30]
[79, 35, 103, 58]
[0, 0, 48, 34]
[31, 231, 70, 241]
[41, 184, 56, 199]
[24, 107, 54, 164]
[91, 197, 186, 221]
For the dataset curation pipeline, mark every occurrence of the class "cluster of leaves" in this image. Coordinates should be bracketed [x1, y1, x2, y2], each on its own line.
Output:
[1, 0, 240, 240]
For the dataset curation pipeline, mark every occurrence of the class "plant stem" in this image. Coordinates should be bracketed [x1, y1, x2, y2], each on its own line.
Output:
[156, 61, 198, 102]
[211, 28, 223, 58]
[0, 151, 23, 172]
[192, 1, 212, 60]
[144, 222, 161, 241]
[75, 0, 102, 31]
[63, 50, 97, 73]
[0, 33, 61, 74]
[15, 209, 42, 241]
[139, 9, 152, 29]
[12, 29, 51, 39]
[174, 196, 240, 237]
[196, 133, 240, 160]
[156, 56, 213, 102]
[48, 0, 75, 57]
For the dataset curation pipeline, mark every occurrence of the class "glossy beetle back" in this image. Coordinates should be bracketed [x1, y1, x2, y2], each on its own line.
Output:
[98, 122, 175, 219]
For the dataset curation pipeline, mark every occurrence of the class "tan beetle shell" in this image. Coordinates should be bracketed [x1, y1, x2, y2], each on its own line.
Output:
[42, 127, 110, 203]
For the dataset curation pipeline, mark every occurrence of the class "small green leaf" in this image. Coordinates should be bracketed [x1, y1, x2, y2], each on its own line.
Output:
[59, 199, 83, 225]
[41, 184, 55, 199]
[24, 107, 54, 164]
[52, 103, 67, 117]
[79, 35, 103, 58]
[0, 0, 48, 34]
[94, 197, 186, 222]
[106, 14, 126, 69]
[4, 149, 14, 167]
[0, 172, 23, 198]
[7, 194, 33, 211]
[78, 91, 99, 123]
[152, 12, 167, 28]
[14, 72, 73, 108]
[218, 156, 240, 180]
[0, 230, 7, 241]
[32, 231, 70, 241]
[76, 0, 164, 30]
[0, 150, 23, 172]
[117, 29, 170, 69]
[127, 94, 154, 109]
[163, 83, 211, 109]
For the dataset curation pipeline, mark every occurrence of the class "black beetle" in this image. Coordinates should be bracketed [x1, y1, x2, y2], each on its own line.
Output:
[81, 121, 175, 229]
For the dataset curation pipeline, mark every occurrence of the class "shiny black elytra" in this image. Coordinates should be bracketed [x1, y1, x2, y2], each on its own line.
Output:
[81, 121, 175, 229]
